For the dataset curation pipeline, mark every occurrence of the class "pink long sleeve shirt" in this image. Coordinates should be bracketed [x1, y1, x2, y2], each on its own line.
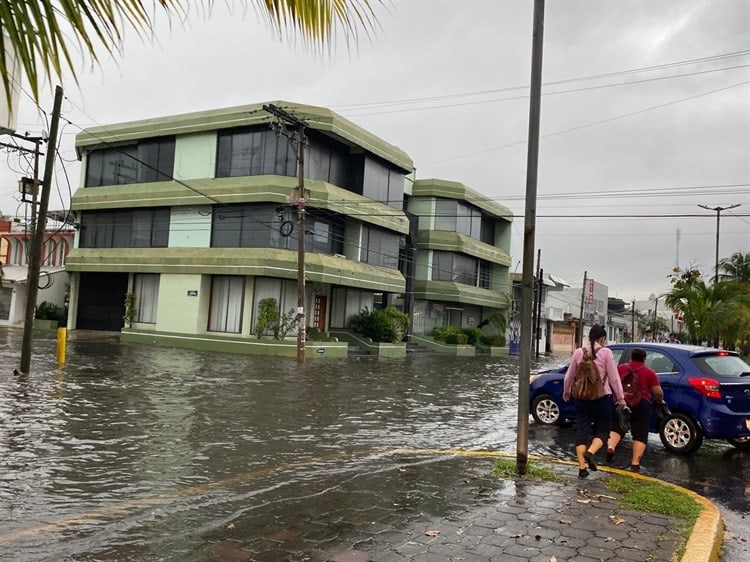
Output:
[563, 344, 625, 401]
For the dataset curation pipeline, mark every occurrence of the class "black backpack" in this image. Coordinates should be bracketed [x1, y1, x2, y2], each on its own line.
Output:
[620, 365, 642, 408]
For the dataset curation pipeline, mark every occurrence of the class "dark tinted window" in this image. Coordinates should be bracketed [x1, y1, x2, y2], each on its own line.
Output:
[362, 156, 404, 209]
[79, 209, 170, 248]
[211, 204, 344, 255]
[361, 224, 400, 269]
[434, 199, 485, 241]
[432, 251, 479, 286]
[692, 354, 750, 377]
[85, 138, 175, 187]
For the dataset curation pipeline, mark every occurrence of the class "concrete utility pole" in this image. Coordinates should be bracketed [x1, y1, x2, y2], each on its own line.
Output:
[578, 271, 587, 348]
[698, 204, 741, 283]
[263, 104, 309, 363]
[19, 85, 63, 375]
[516, 0, 545, 476]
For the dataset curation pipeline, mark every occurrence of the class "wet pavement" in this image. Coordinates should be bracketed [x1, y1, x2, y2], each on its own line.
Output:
[0, 328, 741, 561]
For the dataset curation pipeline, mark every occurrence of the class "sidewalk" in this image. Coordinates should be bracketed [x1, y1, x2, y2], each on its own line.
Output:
[237, 450, 723, 562]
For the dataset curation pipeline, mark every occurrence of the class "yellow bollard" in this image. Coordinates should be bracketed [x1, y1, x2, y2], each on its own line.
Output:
[57, 327, 67, 364]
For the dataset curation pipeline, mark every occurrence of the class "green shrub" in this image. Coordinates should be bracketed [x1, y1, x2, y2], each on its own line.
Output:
[445, 333, 469, 345]
[461, 327, 482, 346]
[349, 306, 409, 344]
[35, 301, 67, 327]
[480, 334, 506, 346]
[277, 308, 299, 339]
[432, 326, 462, 342]
[256, 298, 280, 339]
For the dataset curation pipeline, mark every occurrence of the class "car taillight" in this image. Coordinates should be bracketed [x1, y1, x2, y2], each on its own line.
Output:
[687, 377, 723, 399]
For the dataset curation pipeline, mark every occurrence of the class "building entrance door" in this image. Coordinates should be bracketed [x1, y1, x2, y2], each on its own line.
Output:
[313, 295, 327, 331]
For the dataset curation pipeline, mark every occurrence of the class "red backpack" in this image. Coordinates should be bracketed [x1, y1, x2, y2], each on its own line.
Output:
[620, 365, 642, 408]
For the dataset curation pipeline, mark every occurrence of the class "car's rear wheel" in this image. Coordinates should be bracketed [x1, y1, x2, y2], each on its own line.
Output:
[531, 394, 562, 425]
[727, 436, 750, 450]
[659, 413, 703, 454]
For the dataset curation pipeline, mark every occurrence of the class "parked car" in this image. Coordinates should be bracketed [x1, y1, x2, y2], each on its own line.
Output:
[529, 343, 750, 454]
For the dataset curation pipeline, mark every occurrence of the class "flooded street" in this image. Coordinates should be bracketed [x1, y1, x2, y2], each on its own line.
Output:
[1, 328, 748, 561]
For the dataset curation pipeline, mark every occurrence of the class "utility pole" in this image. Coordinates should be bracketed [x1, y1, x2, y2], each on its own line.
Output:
[263, 104, 308, 363]
[516, 0, 545, 476]
[631, 300, 636, 343]
[578, 271, 587, 348]
[19, 86, 63, 375]
[535, 267, 544, 358]
[532, 249, 540, 357]
[698, 204, 741, 283]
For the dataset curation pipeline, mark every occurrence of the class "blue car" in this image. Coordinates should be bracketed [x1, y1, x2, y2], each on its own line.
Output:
[529, 343, 750, 454]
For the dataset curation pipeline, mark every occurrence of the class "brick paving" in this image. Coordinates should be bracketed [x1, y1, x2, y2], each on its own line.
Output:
[203, 455, 688, 562]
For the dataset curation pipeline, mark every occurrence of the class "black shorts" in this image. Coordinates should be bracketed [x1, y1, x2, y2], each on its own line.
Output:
[612, 400, 651, 443]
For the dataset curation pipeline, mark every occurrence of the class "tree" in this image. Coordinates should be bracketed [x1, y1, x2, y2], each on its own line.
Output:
[665, 266, 750, 350]
[0, 0, 378, 107]
[718, 251, 750, 284]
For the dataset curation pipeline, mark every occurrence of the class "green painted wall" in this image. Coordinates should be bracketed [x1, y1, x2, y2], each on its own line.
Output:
[157, 273, 206, 333]
[170, 206, 212, 248]
[174, 132, 216, 180]
[75, 101, 414, 173]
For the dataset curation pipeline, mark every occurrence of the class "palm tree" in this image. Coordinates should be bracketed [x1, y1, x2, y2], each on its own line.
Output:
[0, 0, 378, 107]
[666, 267, 750, 349]
[718, 251, 750, 284]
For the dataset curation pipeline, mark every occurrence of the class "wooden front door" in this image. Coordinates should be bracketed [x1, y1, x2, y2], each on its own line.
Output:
[313, 295, 327, 331]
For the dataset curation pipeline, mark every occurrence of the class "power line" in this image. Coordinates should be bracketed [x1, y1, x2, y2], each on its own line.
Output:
[424, 80, 750, 165]
[342, 64, 750, 118]
[331, 49, 750, 111]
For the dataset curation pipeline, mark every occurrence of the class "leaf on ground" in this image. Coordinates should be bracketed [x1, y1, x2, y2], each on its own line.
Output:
[550, 556, 558, 562]
[559, 519, 572, 525]
[612, 516, 626, 525]
[425, 530, 440, 537]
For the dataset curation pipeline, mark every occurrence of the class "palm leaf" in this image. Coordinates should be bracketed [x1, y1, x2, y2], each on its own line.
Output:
[1, 0, 378, 113]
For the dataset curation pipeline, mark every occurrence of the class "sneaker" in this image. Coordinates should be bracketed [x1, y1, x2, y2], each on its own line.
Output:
[578, 468, 589, 479]
[606, 448, 615, 463]
[584, 451, 598, 472]
[629, 464, 640, 473]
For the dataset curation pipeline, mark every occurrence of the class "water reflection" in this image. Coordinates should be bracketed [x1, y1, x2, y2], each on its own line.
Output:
[0, 330, 746, 561]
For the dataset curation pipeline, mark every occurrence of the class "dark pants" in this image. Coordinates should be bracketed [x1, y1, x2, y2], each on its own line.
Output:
[574, 395, 612, 447]
[612, 399, 652, 443]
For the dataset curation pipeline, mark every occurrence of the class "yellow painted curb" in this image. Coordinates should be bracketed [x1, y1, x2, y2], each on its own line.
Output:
[393, 449, 724, 562]
[597, 466, 724, 562]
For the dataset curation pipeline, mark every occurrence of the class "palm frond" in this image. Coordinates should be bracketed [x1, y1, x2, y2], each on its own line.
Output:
[0, 0, 377, 111]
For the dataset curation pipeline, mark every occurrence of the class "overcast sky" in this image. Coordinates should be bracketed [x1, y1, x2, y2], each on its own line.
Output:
[2, 0, 748, 302]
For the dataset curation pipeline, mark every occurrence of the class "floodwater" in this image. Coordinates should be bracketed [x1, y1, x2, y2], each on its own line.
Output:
[0, 328, 747, 561]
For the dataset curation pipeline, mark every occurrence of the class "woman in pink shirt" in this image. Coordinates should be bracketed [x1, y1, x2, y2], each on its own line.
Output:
[563, 324, 626, 478]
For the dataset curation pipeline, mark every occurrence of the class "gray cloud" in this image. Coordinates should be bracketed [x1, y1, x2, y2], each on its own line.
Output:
[1, 0, 747, 299]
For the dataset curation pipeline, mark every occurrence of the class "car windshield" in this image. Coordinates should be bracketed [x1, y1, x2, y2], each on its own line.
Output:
[691, 353, 750, 377]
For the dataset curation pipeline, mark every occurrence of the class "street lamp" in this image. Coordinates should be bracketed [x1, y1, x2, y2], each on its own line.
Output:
[698, 204, 741, 283]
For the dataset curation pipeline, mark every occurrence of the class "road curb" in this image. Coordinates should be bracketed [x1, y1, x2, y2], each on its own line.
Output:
[596, 466, 724, 562]
[394, 449, 724, 562]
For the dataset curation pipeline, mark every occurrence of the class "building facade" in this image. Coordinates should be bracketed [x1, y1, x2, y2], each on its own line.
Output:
[63, 102, 519, 354]
[0, 218, 73, 326]
[406, 179, 512, 336]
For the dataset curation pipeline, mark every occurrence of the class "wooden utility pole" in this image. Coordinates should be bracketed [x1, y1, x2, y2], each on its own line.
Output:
[263, 104, 308, 363]
[516, 0, 545, 476]
[19, 86, 63, 375]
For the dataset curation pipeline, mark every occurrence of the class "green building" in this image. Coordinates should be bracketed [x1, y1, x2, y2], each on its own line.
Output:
[65, 101, 512, 354]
